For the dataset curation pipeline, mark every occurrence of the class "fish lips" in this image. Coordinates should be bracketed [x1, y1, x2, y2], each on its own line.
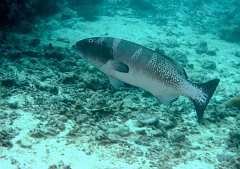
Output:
[71, 44, 85, 59]
[72, 39, 94, 59]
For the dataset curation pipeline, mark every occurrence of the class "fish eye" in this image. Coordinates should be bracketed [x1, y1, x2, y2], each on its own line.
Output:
[88, 39, 94, 43]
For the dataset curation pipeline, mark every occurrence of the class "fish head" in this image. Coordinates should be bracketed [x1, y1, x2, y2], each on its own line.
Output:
[72, 37, 113, 68]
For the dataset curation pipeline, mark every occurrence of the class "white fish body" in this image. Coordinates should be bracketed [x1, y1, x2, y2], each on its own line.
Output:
[72, 37, 220, 123]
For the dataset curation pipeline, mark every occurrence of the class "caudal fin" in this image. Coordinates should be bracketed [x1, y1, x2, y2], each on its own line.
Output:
[191, 79, 220, 123]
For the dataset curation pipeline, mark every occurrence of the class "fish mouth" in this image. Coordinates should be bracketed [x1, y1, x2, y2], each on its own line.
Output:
[71, 45, 77, 53]
[71, 45, 84, 59]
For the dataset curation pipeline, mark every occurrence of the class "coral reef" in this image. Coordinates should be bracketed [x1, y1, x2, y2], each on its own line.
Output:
[220, 26, 240, 43]
[169, 50, 188, 66]
[69, 0, 104, 6]
[195, 41, 208, 54]
[0, 0, 64, 32]
[226, 94, 240, 110]
[129, 0, 155, 11]
[73, 5, 100, 21]
[136, 113, 159, 125]
[44, 43, 67, 61]
[31, 0, 61, 16]
[0, 0, 32, 33]
[48, 160, 71, 169]
[0, 1, 240, 168]
[201, 61, 216, 70]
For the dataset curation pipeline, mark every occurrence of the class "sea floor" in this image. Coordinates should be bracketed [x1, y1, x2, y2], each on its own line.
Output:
[1, 1, 240, 169]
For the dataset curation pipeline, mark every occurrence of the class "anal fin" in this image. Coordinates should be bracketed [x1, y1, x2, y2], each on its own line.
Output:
[120, 83, 134, 90]
[155, 95, 179, 106]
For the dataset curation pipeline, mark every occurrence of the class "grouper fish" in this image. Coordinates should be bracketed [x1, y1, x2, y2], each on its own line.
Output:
[72, 37, 220, 123]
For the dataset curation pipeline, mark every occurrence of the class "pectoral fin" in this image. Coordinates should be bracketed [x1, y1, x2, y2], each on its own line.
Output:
[108, 75, 124, 89]
[110, 60, 129, 73]
[108, 75, 133, 90]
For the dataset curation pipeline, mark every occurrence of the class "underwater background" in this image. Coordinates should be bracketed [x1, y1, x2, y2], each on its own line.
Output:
[0, 0, 240, 168]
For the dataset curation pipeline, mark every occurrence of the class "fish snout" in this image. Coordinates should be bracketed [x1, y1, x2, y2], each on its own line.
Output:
[71, 45, 84, 59]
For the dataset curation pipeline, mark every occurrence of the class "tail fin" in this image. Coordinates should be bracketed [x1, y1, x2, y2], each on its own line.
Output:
[191, 79, 220, 123]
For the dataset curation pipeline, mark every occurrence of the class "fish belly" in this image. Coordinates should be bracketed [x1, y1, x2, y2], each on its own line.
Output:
[113, 69, 178, 96]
